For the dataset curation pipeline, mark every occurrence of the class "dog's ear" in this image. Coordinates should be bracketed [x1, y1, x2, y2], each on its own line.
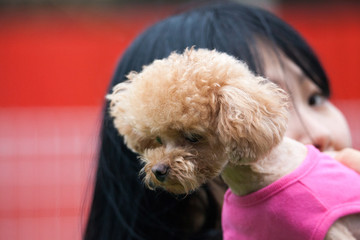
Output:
[107, 79, 133, 127]
[107, 78, 153, 154]
[216, 78, 288, 163]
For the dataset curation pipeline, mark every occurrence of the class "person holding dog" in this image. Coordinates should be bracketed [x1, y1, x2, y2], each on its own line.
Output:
[84, 2, 360, 240]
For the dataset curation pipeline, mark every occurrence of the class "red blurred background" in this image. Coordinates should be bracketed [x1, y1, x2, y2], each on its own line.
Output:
[0, 2, 359, 239]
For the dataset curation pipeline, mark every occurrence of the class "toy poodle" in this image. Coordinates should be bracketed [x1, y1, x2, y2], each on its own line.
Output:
[107, 48, 360, 240]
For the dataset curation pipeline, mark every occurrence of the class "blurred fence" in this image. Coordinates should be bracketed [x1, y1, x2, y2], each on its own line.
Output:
[0, 107, 98, 239]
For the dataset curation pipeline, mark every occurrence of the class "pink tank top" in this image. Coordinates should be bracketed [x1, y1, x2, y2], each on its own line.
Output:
[222, 145, 360, 240]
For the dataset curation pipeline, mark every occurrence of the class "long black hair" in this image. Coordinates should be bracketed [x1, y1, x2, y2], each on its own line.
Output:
[84, 2, 329, 240]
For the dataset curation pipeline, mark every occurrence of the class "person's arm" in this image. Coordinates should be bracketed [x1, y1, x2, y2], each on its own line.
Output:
[332, 148, 360, 173]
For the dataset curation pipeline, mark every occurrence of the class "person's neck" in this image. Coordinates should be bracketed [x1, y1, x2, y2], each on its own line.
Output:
[221, 137, 307, 196]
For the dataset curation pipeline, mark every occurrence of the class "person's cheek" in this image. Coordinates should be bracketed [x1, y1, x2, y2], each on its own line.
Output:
[285, 112, 301, 140]
[325, 104, 352, 149]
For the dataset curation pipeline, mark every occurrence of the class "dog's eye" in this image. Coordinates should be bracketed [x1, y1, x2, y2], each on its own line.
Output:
[184, 133, 202, 143]
[156, 136, 162, 144]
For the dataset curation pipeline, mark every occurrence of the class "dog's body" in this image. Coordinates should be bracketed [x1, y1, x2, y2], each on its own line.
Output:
[108, 48, 360, 239]
[222, 139, 360, 240]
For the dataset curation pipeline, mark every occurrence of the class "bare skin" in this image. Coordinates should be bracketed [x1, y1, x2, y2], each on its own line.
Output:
[331, 148, 360, 173]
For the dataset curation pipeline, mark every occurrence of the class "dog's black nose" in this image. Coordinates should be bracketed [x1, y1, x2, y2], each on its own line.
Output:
[151, 164, 169, 182]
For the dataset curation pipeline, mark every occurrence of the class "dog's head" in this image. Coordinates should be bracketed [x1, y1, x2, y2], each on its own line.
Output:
[107, 48, 288, 194]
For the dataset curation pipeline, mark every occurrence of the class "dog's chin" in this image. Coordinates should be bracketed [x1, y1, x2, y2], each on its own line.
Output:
[160, 183, 195, 195]
[144, 175, 202, 195]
